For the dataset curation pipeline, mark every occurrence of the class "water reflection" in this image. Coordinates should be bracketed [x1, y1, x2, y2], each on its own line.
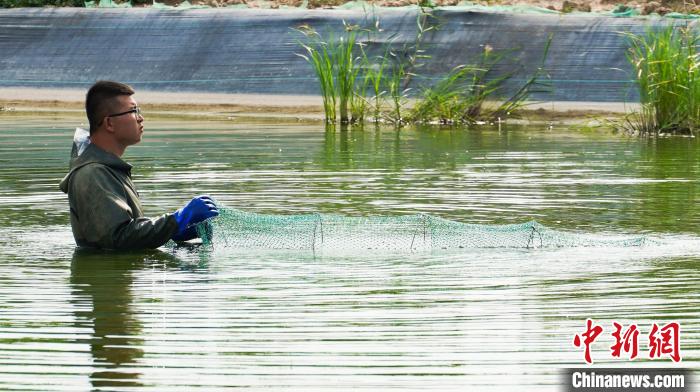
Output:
[633, 138, 700, 233]
[70, 248, 185, 389]
[2, 119, 699, 233]
[0, 118, 699, 391]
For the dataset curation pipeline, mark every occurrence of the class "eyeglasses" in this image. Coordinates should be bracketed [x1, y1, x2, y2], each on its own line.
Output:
[108, 106, 141, 119]
[98, 106, 142, 126]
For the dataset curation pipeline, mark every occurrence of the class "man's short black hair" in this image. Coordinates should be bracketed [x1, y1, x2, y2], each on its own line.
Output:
[85, 80, 135, 134]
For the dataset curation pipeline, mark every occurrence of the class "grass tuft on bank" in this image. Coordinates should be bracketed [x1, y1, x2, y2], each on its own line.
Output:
[295, 10, 551, 126]
[618, 25, 700, 136]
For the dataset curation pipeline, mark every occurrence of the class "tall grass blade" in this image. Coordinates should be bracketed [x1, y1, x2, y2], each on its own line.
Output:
[622, 25, 699, 136]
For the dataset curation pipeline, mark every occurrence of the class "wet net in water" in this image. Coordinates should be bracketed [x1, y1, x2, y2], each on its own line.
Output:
[195, 208, 647, 251]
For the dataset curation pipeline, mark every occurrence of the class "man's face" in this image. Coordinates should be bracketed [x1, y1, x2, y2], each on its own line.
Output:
[106, 95, 144, 147]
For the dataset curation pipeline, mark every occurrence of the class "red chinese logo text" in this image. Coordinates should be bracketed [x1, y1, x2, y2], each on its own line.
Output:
[572, 320, 681, 364]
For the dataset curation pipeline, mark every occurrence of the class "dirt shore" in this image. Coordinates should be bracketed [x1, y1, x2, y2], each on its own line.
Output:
[0, 87, 633, 125]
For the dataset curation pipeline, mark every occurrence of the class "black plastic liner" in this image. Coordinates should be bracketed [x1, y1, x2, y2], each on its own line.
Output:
[0, 8, 689, 102]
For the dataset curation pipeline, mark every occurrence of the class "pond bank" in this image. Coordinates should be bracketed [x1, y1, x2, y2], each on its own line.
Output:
[0, 87, 631, 125]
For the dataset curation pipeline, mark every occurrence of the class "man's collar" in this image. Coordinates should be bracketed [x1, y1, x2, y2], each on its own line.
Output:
[70, 143, 133, 173]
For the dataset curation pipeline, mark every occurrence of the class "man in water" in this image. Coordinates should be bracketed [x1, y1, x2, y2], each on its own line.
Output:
[59, 80, 218, 249]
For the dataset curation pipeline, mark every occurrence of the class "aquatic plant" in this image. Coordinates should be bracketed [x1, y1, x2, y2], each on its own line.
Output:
[622, 25, 700, 136]
[296, 27, 337, 123]
[385, 58, 412, 125]
[409, 46, 500, 124]
[358, 43, 390, 122]
[335, 23, 361, 123]
[617, 103, 658, 136]
[350, 74, 370, 123]
[295, 7, 442, 125]
[296, 23, 365, 124]
[384, 7, 438, 125]
[296, 11, 550, 126]
[493, 33, 552, 117]
[410, 35, 552, 124]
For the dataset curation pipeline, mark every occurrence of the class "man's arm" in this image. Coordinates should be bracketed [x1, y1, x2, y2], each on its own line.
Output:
[70, 165, 177, 250]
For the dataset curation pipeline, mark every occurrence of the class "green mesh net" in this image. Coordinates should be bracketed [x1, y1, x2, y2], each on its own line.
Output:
[195, 208, 647, 251]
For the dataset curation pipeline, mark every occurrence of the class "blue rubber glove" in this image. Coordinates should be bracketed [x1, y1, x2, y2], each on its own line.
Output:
[172, 225, 199, 242]
[171, 195, 219, 241]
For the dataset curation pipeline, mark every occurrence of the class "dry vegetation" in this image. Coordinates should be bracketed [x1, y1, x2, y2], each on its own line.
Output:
[160, 0, 700, 14]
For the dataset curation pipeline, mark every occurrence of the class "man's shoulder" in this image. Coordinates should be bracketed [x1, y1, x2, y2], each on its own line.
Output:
[60, 145, 133, 194]
[69, 161, 123, 189]
[71, 161, 113, 178]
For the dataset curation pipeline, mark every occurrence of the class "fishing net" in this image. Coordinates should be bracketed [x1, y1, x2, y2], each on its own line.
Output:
[195, 208, 647, 251]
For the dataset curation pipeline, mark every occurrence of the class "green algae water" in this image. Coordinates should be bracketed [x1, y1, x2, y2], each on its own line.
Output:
[0, 115, 698, 391]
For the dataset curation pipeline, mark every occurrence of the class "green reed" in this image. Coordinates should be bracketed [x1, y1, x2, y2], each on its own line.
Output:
[296, 23, 364, 124]
[335, 23, 360, 123]
[409, 46, 500, 124]
[623, 25, 700, 135]
[410, 35, 551, 124]
[494, 34, 552, 118]
[296, 27, 337, 123]
[296, 12, 549, 126]
[385, 59, 412, 125]
[383, 8, 437, 125]
[359, 43, 390, 122]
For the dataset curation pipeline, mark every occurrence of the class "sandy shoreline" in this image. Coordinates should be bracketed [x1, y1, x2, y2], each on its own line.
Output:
[0, 87, 637, 123]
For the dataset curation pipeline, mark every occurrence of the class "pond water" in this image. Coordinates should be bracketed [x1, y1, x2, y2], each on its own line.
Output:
[0, 114, 698, 391]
